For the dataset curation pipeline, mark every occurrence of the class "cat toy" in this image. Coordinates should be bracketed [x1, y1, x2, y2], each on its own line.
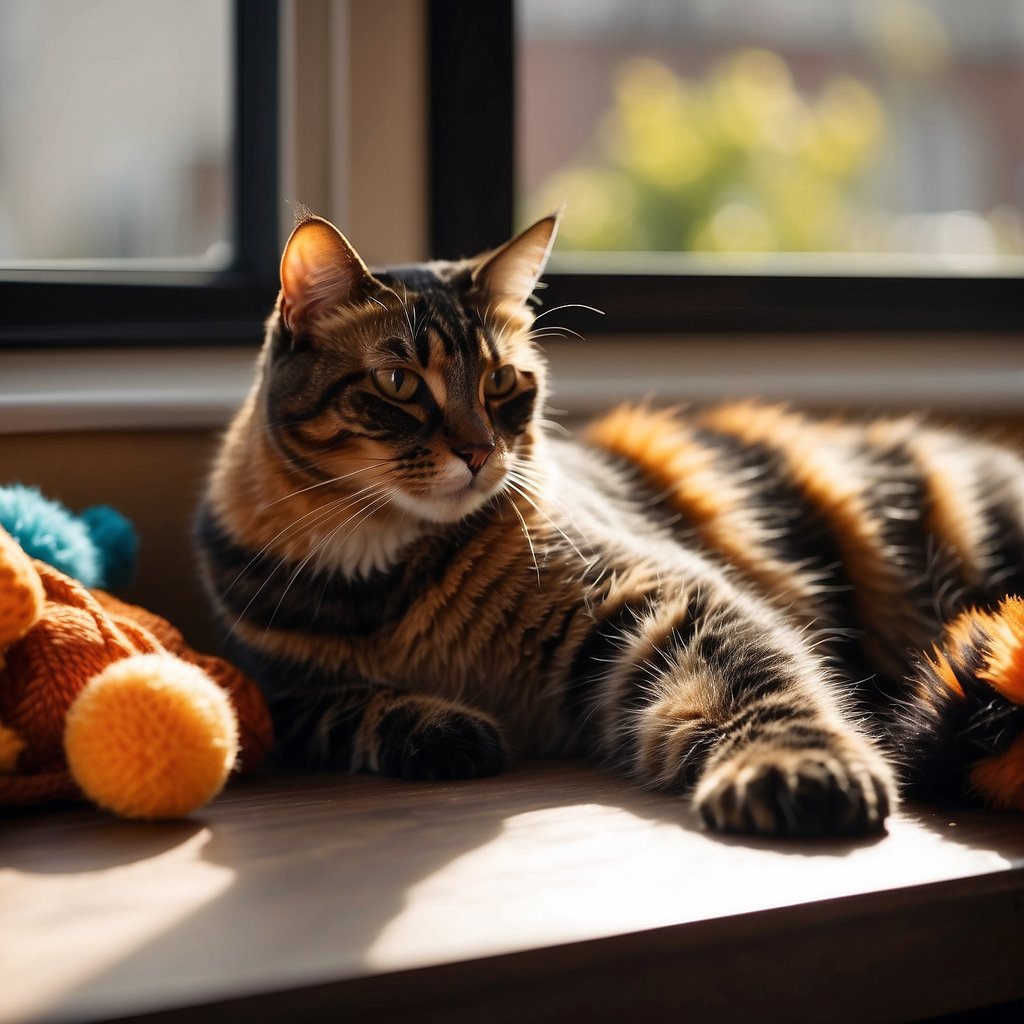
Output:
[0, 489, 271, 819]
[0, 483, 138, 591]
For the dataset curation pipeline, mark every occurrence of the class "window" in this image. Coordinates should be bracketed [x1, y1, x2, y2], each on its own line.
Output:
[0, 0, 279, 346]
[430, 0, 1024, 333]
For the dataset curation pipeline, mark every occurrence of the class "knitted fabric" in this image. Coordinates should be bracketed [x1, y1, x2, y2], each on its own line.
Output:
[0, 539, 272, 809]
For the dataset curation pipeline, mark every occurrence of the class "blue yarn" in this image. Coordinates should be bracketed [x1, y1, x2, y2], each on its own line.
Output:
[0, 485, 102, 587]
[0, 485, 139, 590]
[80, 505, 138, 590]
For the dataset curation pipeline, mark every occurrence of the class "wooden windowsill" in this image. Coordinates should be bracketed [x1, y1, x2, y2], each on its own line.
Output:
[4, 761, 1024, 1023]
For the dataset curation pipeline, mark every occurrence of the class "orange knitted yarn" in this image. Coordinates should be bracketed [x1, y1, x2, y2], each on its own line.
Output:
[91, 591, 273, 772]
[65, 654, 239, 820]
[0, 526, 44, 651]
[0, 563, 153, 780]
[0, 526, 273, 812]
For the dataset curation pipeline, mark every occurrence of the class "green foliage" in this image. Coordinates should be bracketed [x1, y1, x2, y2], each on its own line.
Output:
[528, 50, 885, 254]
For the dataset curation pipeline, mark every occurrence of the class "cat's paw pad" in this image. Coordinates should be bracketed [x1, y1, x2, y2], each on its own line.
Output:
[377, 703, 506, 781]
[694, 740, 895, 838]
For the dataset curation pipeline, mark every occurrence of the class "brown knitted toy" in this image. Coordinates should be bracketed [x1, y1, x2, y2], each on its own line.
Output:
[0, 524, 272, 818]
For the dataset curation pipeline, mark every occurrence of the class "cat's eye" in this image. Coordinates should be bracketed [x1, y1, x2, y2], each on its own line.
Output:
[484, 365, 517, 399]
[372, 368, 421, 402]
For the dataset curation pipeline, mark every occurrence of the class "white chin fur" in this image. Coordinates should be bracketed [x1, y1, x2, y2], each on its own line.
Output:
[391, 457, 507, 524]
[392, 483, 498, 524]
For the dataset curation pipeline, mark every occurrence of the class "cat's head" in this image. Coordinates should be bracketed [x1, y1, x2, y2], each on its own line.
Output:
[259, 213, 558, 525]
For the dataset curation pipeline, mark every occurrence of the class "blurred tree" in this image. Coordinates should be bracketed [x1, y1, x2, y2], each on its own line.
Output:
[528, 50, 885, 254]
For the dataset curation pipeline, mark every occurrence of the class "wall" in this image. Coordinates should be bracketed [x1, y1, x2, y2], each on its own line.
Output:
[0, 429, 224, 649]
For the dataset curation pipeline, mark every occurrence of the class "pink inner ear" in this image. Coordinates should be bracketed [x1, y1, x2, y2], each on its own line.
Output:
[279, 219, 366, 331]
[475, 215, 558, 309]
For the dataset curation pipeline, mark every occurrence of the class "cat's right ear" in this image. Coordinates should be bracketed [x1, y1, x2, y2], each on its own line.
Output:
[472, 212, 560, 311]
[279, 216, 372, 334]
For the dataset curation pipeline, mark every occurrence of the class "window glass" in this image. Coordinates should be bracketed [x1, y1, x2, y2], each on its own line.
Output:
[0, 0, 232, 268]
[517, 0, 1024, 273]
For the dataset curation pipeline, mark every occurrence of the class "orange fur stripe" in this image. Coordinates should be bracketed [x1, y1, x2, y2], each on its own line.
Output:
[934, 608, 989, 700]
[585, 404, 819, 624]
[978, 596, 1024, 705]
[924, 646, 965, 700]
[585, 405, 729, 529]
[699, 402, 929, 675]
[969, 731, 1024, 812]
[905, 433, 986, 587]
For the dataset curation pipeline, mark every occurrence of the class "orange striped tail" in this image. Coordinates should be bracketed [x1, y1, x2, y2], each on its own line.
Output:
[896, 596, 1024, 811]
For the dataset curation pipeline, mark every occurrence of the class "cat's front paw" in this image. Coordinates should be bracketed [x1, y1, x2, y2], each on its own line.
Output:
[375, 699, 506, 781]
[694, 736, 895, 838]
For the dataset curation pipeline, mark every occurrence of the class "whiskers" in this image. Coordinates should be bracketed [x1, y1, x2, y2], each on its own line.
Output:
[525, 303, 604, 345]
[224, 460, 398, 598]
[531, 303, 605, 325]
[258, 458, 398, 510]
[266, 482, 401, 629]
[224, 461, 406, 640]
[502, 488, 541, 586]
[502, 462, 591, 569]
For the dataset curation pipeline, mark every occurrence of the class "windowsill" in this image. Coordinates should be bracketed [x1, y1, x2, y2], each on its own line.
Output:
[2, 333, 1023, 436]
[6, 762, 1024, 1023]
[0, 346, 257, 434]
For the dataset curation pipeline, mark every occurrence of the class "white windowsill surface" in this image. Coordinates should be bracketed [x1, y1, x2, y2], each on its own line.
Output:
[0, 347, 256, 434]
[1, 335, 1023, 435]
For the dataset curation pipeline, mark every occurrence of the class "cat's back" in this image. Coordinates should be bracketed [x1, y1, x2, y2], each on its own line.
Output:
[578, 399, 1024, 675]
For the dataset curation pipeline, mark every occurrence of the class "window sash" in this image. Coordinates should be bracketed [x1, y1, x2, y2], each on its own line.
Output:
[428, 0, 1024, 335]
[0, 0, 280, 348]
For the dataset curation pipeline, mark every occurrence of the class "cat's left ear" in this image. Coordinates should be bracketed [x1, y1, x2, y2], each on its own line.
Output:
[279, 215, 374, 333]
[472, 212, 560, 309]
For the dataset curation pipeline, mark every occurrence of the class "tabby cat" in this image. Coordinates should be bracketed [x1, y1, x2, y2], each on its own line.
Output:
[196, 212, 1024, 837]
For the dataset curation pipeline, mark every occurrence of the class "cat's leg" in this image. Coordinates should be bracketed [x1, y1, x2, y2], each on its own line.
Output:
[273, 681, 506, 780]
[583, 588, 896, 837]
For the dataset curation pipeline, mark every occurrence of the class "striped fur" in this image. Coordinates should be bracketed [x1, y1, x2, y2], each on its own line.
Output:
[196, 214, 1024, 837]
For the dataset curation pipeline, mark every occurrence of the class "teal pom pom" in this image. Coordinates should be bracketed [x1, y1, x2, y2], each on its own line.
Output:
[81, 505, 138, 590]
[0, 484, 102, 587]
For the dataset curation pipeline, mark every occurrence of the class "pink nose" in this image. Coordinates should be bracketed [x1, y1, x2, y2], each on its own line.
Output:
[453, 442, 495, 475]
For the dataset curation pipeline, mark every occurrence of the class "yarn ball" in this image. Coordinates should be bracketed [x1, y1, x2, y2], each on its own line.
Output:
[80, 505, 138, 590]
[0, 485, 101, 587]
[64, 653, 240, 820]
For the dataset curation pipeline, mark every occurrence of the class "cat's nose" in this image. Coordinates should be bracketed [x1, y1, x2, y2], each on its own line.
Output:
[453, 442, 496, 475]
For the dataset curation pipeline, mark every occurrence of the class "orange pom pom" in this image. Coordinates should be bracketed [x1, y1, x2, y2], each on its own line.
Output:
[64, 654, 240, 820]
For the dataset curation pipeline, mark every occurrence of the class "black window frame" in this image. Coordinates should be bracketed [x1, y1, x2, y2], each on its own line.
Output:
[429, 0, 1024, 335]
[0, 0, 280, 348]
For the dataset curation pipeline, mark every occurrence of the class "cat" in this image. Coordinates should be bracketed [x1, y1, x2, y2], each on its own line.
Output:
[195, 212, 1024, 838]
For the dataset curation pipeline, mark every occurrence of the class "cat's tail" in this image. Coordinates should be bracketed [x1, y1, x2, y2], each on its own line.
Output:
[891, 595, 1024, 811]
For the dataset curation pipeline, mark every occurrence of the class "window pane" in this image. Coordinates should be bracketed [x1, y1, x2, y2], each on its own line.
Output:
[0, 0, 232, 267]
[517, 0, 1024, 273]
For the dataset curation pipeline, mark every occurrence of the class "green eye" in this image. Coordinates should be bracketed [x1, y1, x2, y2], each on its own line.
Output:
[372, 368, 420, 402]
[484, 365, 517, 398]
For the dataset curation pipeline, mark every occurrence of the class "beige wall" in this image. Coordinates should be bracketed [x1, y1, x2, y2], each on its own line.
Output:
[0, 430, 224, 650]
